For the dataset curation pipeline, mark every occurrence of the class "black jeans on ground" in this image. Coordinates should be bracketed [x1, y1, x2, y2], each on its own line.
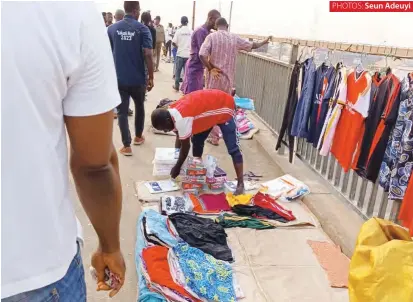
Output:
[174, 56, 188, 89]
[117, 84, 146, 147]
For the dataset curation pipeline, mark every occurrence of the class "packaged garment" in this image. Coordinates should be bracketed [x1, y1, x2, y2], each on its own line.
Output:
[262, 174, 310, 202]
[252, 192, 296, 221]
[331, 70, 372, 172]
[180, 175, 207, 183]
[169, 213, 233, 262]
[207, 182, 225, 190]
[199, 193, 231, 211]
[216, 213, 276, 229]
[181, 182, 204, 190]
[160, 195, 193, 215]
[349, 218, 413, 302]
[169, 243, 237, 302]
[141, 246, 201, 302]
[153, 148, 180, 165]
[225, 180, 259, 192]
[226, 192, 253, 207]
[203, 155, 217, 178]
[232, 204, 289, 223]
[144, 180, 180, 194]
[235, 96, 255, 110]
[153, 164, 174, 177]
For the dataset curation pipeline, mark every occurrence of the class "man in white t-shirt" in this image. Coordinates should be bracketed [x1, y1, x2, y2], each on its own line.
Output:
[172, 16, 192, 91]
[2, 2, 125, 300]
[165, 22, 174, 62]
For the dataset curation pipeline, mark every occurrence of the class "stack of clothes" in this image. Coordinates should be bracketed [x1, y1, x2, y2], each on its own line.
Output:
[153, 148, 179, 177]
[137, 210, 242, 302]
[180, 157, 207, 193]
[206, 167, 227, 191]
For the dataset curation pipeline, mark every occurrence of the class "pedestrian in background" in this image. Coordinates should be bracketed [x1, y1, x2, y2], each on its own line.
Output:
[106, 12, 113, 26]
[108, 1, 154, 156]
[153, 15, 165, 72]
[181, 9, 221, 94]
[172, 16, 192, 92]
[165, 22, 174, 62]
[2, 2, 125, 300]
[142, 11, 156, 50]
[114, 8, 125, 22]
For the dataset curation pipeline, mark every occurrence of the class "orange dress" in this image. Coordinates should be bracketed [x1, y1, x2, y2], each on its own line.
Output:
[399, 176, 413, 236]
[331, 71, 372, 172]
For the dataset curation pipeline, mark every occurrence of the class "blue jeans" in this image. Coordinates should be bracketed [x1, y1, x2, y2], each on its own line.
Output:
[3, 244, 86, 302]
[192, 117, 243, 164]
[174, 56, 188, 90]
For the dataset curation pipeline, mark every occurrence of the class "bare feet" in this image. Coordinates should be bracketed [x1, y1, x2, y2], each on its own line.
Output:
[234, 183, 245, 196]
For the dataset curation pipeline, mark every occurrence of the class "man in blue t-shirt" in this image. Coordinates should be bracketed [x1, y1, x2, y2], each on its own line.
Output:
[108, 1, 154, 156]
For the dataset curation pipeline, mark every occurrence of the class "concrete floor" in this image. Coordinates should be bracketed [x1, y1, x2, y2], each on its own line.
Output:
[73, 61, 285, 301]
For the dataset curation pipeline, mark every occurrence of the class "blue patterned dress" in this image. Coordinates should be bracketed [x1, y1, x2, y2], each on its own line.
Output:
[379, 76, 413, 199]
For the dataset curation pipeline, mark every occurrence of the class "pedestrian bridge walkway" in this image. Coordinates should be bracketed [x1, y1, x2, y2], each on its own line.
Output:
[73, 61, 349, 301]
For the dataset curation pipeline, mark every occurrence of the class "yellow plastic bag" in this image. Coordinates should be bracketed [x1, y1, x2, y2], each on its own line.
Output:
[349, 217, 413, 302]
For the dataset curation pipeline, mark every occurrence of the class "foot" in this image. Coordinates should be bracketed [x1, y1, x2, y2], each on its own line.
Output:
[154, 68, 159, 72]
[234, 183, 245, 196]
[128, 109, 133, 116]
[133, 136, 145, 145]
[119, 146, 132, 156]
[172, 85, 179, 92]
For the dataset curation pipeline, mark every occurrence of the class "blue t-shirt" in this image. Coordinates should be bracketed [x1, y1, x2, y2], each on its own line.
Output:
[108, 15, 152, 86]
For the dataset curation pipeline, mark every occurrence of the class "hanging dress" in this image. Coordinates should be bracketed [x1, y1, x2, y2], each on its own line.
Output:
[307, 64, 336, 147]
[331, 70, 372, 172]
[399, 174, 413, 236]
[318, 66, 348, 156]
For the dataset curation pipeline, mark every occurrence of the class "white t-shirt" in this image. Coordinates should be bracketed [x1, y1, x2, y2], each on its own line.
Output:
[166, 27, 174, 42]
[172, 26, 192, 58]
[1, 2, 120, 299]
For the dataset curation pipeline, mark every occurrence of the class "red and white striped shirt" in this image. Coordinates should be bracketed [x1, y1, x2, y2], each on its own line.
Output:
[168, 89, 235, 139]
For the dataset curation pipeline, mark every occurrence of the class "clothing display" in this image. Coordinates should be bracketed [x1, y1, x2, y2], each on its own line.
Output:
[331, 70, 372, 172]
[141, 246, 201, 302]
[216, 213, 276, 229]
[141, 210, 178, 248]
[355, 73, 402, 181]
[169, 243, 237, 302]
[399, 175, 413, 236]
[379, 74, 413, 199]
[232, 204, 289, 222]
[291, 58, 317, 138]
[318, 65, 347, 155]
[169, 213, 234, 262]
[161, 196, 194, 215]
[276, 61, 301, 162]
[252, 192, 296, 221]
[307, 63, 336, 147]
[226, 192, 253, 207]
[199, 193, 231, 212]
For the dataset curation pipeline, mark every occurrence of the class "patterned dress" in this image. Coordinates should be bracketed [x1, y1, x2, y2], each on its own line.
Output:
[379, 76, 413, 199]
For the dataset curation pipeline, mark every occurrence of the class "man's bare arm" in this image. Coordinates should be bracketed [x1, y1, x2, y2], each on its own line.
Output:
[144, 48, 154, 91]
[65, 111, 122, 253]
[252, 36, 271, 49]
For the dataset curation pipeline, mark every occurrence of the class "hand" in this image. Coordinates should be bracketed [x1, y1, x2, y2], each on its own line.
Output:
[264, 36, 272, 44]
[170, 165, 181, 179]
[210, 68, 221, 80]
[91, 248, 126, 298]
[147, 78, 154, 92]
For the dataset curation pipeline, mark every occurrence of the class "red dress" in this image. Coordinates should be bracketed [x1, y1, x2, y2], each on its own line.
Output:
[399, 176, 413, 236]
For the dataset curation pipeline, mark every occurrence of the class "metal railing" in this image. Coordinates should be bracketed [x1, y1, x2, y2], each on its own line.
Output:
[235, 50, 402, 222]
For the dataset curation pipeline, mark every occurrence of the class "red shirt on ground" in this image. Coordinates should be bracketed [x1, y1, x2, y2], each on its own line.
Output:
[168, 89, 235, 139]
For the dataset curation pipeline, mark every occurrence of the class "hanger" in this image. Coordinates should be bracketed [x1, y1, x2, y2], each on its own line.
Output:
[323, 50, 332, 67]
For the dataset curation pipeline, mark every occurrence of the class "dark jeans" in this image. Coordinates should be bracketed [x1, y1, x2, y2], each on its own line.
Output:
[192, 117, 243, 164]
[174, 56, 188, 89]
[165, 40, 172, 57]
[117, 84, 146, 147]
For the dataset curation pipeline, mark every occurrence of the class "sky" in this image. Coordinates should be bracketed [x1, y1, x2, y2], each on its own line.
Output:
[95, 0, 412, 48]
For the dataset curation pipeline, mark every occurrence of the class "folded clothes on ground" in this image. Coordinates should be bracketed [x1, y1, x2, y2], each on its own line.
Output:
[186, 193, 222, 215]
[252, 192, 296, 221]
[141, 246, 201, 302]
[216, 213, 276, 229]
[232, 204, 289, 223]
[169, 242, 237, 302]
[160, 195, 193, 215]
[141, 210, 179, 248]
[226, 192, 253, 207]
[199, 193, 231, 212]
[169, 213, 233, 262]
[235, 96, 255, 110]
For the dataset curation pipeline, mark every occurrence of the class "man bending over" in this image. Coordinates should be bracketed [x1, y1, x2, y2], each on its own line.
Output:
[151, 89, 244, 194]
